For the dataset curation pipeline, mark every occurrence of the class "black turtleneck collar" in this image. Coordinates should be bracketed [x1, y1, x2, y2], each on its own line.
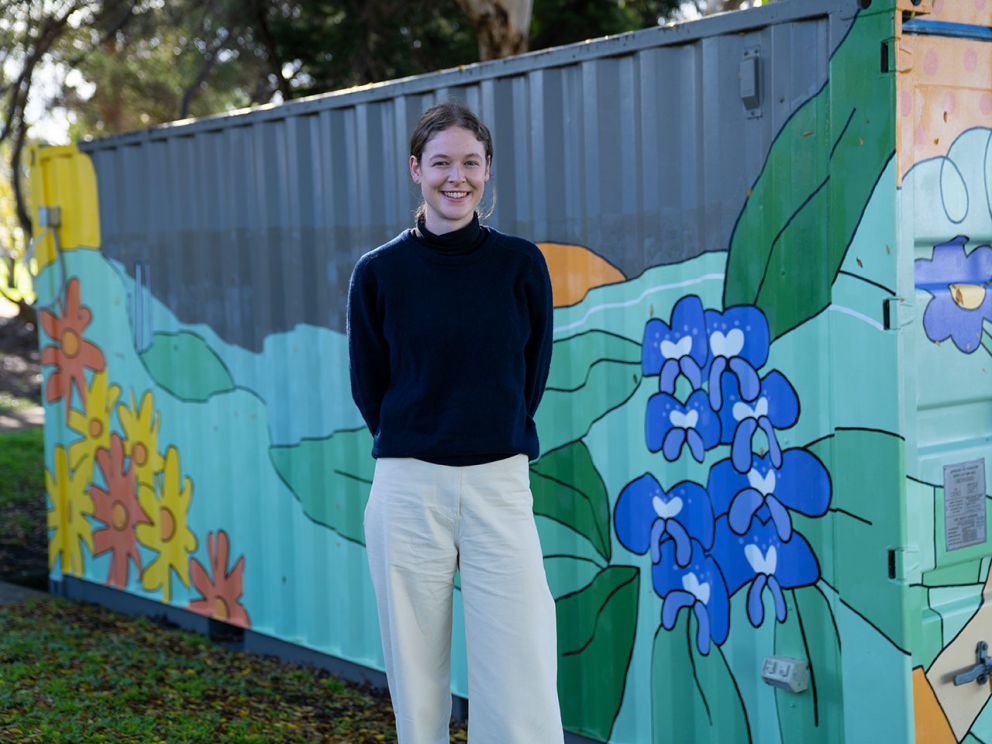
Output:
[414, 213, 487, 255]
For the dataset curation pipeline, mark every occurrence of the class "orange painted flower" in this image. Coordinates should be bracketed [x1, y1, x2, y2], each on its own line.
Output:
[91, 434, 150, 588]
[39, 277, 105, 415]
[189, 530, 250, 627]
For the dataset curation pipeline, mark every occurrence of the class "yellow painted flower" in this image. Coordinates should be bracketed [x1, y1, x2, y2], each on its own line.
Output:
[46, 445, 95, 575]
[136, 446, 197, 602]
[118, 389, 165, 488]
[67, 370, 121, 472]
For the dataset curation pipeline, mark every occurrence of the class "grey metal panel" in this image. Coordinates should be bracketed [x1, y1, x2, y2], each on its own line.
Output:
[87, 1, 847, 351]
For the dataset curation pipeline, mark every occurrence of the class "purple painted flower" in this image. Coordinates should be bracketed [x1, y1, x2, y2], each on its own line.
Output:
[712, 517, 820, 627]
[708, 450, 831, 541]
[646, 389, 721, 463]
[642, 296, 709, 394]
[653, 539, 730, 654]
[717, 371, 799, 473]
[703, 305, 770, 411]
[614, 473, 714, 567]
[915, 236, 992, 353]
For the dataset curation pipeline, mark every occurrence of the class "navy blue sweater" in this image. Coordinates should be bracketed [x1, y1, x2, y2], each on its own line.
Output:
[347, 220, 553, 464]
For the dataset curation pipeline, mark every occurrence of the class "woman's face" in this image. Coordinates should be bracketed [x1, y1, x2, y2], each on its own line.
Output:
[410, 125, 491, 234]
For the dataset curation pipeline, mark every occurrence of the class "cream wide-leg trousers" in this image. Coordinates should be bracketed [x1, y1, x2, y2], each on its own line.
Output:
[363, 455, 564, 744]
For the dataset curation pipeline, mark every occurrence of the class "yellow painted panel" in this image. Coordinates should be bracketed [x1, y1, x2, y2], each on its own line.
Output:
[28, 144, 101, 271]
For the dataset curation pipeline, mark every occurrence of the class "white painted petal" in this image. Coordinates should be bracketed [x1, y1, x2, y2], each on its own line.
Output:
[710, 328, 745, 358]
[744, 544, 777, 575]
[732, 401, 755, 421]
[669, 409, 699, 429]
[747, 469, 776, 496]
[660, 335, 693, 360]
[754, 397, 768, 417]
[682, 572, 711, 605]
[653, 495, 683, 519]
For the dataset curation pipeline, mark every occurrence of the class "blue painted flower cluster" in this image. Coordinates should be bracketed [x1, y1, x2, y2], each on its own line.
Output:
[615, 296, 831, 654]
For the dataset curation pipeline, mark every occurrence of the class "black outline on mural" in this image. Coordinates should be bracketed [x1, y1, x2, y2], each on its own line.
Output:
[560, 567, 639, 658]
[267, 426, 373, 548]
[752, 177, 831, 307]
[542, 553, 607, 571]
[793, 592, 820, 726]
[137, 329, 237, 402]
[556, 565, 639, 741]
[828, 508, 873, 526]
[830, 108, 858, 161]
[836, 270, 896, 297]
[715, 642, 754, 743]
[813, 583, 842, 651]
[552, 327, 642, 350]
[685, 620, 713, 723]
[544, 357, 641, 394]
[938, 156, 969, 225]
[531, 467, 610, 561]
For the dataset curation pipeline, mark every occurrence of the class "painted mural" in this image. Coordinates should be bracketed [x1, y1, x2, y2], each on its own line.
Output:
[33, 1, 992, 742]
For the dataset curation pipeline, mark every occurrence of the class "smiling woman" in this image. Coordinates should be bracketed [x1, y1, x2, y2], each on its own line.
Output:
[347, 101, 564, 743]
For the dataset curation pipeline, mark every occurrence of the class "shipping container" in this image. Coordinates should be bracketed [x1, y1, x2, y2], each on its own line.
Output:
[29, 0, 992, 740]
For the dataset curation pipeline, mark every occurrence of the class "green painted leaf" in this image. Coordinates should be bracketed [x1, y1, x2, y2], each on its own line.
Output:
[774, 587, 842, 743]
[723, 10, 894, 339]
[652, 612, 749, 743]
[537, 330, 642, 453]
[530, 440, 612, 561]
[269, 427, 374, 544]
[140, 331, 234, 401]
[802, 429, 908, 651]
[557, 565, 639, 741]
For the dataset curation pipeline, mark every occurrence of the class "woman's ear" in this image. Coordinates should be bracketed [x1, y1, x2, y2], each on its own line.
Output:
[484, 155, 492, 182]
[409, 155, 421, 183]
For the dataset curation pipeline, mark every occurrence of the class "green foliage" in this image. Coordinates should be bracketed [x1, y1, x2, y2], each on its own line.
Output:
[139, 331, 235, 402]
[651, 613, 749, 743]
[557, 565, 639, 740]
[530, 440, 612, 561]
[531, 0, 680, 49]
[269, 427, 374, 545]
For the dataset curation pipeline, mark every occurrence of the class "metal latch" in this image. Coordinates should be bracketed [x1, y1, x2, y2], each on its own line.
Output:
[953, 641, 991, 686]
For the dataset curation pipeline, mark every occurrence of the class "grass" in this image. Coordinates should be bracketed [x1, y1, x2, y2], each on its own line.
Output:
[0, 428, 469, 742]
[0, 598, 444, 743]
[0, 427, 44, 508]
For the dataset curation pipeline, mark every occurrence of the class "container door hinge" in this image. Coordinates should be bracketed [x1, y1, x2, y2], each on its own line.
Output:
[882, 297, 914, 330]
[740, 47, 761, 119]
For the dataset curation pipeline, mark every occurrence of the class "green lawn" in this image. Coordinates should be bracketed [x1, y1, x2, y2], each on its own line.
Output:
[0, 427, 43, 508]
[0, 598, 434, 742]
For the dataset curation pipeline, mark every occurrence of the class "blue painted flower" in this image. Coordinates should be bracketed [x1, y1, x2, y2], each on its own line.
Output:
[614, 473, 713, 567]
[712, 517, 820, 627]
[642, 295, 709, 394]
[653, 539, 730, 654]
[708, 449, 831, 540]
[646, 389, 721, 462]
[703, 305, 770, 411]
[717, 371, 799, 472]
[915, 236, 992, 353]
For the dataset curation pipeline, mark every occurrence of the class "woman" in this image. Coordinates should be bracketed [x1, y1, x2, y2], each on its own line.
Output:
[347, 101, 563, 744]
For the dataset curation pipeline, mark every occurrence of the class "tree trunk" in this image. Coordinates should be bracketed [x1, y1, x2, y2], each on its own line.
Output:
[456, 0, 533, 60]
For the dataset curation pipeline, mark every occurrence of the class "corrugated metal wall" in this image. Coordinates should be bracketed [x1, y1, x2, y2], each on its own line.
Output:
[83, 1, 836, 352]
